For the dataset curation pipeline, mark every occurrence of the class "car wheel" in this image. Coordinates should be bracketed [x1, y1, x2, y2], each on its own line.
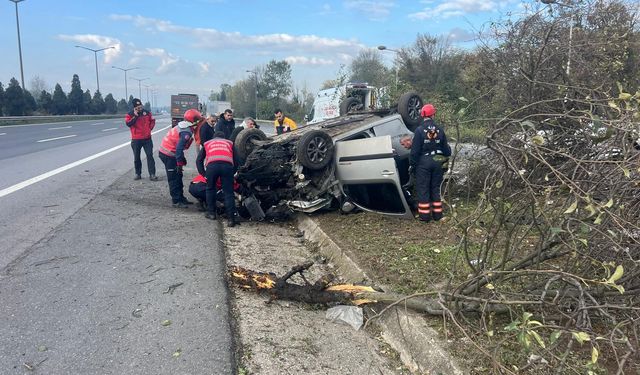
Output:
[296, 130, 334, 170]
[339, 97, 361, 116]
[234, 128, 267, 160]
[230, 126, 244, 144]
[397, 91, 423, 131]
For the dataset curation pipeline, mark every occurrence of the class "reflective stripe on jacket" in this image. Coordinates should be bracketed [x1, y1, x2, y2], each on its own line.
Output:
[159, 127, 193, 157]
[203, 138, 234, 166]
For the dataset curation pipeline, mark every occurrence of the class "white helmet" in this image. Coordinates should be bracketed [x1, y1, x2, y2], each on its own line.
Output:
[177, 120, 192, 129]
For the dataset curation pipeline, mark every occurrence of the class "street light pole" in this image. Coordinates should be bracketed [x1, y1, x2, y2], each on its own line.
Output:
[246, 70, 258, 118]
[112, 66, 138, 101]
[143, 84, 150, 105]
[9, 0, 26, 90]
[75, 45, 115, 93]
[377, 45, 399, 92]
[130, 77, 149, 99]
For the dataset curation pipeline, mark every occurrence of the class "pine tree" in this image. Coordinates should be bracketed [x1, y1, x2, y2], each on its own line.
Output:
[38, 90, 53, 114]
[68, 74, 84, 114]
[82, 89, 92, 115]
[0, 82, 5, 116]
[23, 89, 37, 115]
[90, 91, 106, 114]
[5, 78, 26, 116]
[104, 93, 117, 114]
[117, 98, 128, 113]
[51, 83, 68, 115]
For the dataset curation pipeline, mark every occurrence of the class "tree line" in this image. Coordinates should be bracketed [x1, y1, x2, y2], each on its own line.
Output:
[0, 74, 149, 117]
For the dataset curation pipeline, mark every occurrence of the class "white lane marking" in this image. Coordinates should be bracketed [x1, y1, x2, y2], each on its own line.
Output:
[92, 122, 105, 125]
[0, 125, 170, 198]
[37, 135, 77, 143]
[0, 133, 6, 136]
[101, 127, 118, 132]
[48, 126, 72, 130]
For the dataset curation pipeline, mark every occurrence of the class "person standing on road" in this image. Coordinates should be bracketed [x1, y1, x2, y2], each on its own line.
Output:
[273, 109, 297, 135]
[125, 98, 157, 181]
[214, 109, 236, 140]
[158, 109, 202, 208]
[196, 130, 240, 227]
[200, 114, 218, 146]
[410, 104, 451, 222]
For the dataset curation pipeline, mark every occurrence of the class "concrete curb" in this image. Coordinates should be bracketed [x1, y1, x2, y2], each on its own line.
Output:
[296, 213, 465, 375]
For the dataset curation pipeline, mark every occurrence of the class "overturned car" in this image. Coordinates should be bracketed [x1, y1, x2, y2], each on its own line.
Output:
[233, 92, 424, 220]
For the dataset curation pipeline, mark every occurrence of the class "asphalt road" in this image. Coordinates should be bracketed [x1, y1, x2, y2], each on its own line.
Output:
[0, 116, 234, 374]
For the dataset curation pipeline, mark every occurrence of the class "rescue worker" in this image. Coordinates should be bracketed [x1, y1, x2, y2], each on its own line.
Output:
[188, 174, 208, 212]
[273, 109, 297, 135]
[410, 104, 451, 222]
[196, 130, 240, 227]
[158, 108, 203, 208]
[125, 98, 157, 180]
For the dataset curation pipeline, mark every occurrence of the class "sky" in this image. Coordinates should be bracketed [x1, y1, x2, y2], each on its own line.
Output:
[0, 0, 534, 107]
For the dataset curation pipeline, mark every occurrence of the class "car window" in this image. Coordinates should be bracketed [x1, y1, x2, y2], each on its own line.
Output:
[343, 183, 407, 214]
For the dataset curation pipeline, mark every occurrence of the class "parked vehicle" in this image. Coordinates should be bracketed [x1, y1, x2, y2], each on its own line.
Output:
[210, 100, 232, 115]
[233, 91, 424, 219]
[170, 93, 200, 127]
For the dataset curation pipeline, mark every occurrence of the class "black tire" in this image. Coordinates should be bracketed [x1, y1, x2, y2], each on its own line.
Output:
[229, 126, 244, 143]
[397, 91, 423, 131]
[296, 130, 334, 170]
[234, 128, 267, 160]
[339, 97, 361, 116]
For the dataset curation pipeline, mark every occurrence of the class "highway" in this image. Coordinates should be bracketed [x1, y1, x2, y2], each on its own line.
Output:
[0, 116, 234, 374]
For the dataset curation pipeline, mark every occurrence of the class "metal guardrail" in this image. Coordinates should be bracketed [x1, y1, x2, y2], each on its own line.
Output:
[0, 114, 123, 126]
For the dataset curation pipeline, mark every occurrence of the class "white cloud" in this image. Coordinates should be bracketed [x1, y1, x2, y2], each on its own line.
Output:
[56, 34, 122, 63]
[284, 56, 334, 65]
[109, 14, 365, 53]
[343, 0, 395, 21]
[409, 0, 498, 20]
[130, 47, 208, 76]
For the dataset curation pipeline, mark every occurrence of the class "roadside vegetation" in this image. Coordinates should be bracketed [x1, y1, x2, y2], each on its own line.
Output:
[318, 1, 639, 373]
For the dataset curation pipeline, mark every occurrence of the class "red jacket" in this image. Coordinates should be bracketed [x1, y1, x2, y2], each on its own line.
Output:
[125, 110, 156, 140]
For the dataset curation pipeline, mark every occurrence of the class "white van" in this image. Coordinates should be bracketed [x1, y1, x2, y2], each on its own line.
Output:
[307, 83, 386, 124]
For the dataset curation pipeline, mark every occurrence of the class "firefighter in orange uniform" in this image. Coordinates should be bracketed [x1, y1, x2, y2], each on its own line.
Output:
[158, 109, 203, 208]
[196, 130, 240, 227]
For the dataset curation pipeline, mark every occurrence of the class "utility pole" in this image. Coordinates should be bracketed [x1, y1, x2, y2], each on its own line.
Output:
[377, 45, 399, 92]
[130, 77, 149, 100]
[112, 66, 139, 102]
[75, 45, 114, 93]
[9, 0, 26, 90]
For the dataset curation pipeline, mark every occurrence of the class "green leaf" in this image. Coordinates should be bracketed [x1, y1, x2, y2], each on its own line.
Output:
[578, 239, 588, 247]
[550, 227, 564, 237]
[529, 330, 546, 349]
[172, 348, 182, 358]
[619, 92, 632, 100]
[531, 135, 544, 145]
[608, 265, 624, 283]
[458, 96, 469, 102]
[518, 331, 531, 349]
[527, 320, 543, 327]
[594, 213, 604, 225]
[584, 204, 597, 218]
[485, 283, 495, 290]
[495, 180, 503, 189]
[564, 200, 578, 214]
[591, 347, 599, 363]
[522, 312, 533, 322]
[608, 100, 620, 111]
[622, 168, 630, 178]
[504, 321, 520, 332]
[549, 331, 561, 345]
[603, 198, 614, 208]
[612, 284, 625, 294]
[572, 331, 590, 344]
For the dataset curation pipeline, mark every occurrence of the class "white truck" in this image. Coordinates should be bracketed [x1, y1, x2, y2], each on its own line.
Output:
[210, 100, 232, 115]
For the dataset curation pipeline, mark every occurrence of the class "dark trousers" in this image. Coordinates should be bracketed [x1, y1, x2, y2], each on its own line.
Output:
[188, 182, 207, 202]
[131, 138, 156, 176]
[205, 162, 236, 218]
[416, 156, 444, 221]
[159, 153, 184, 204]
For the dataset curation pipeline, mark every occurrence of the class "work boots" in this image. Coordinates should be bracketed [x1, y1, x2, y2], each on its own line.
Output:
[134, 174, 142, 180]
[149, 175, 158, 181]
[227, 214, 241, 228]
[204, 212, 217, 220]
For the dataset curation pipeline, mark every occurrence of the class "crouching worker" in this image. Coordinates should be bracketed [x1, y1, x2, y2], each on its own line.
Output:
[188, 174, 208, 211]
[196, 130, 240, 227]
[410, 104, 451, 222]
[158, 109, 203, 208]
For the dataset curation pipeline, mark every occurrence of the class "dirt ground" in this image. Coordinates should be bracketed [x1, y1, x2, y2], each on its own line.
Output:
[222, 220, 410, 375]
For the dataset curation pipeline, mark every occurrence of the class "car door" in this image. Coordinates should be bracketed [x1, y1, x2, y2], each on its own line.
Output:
[335, 135, 414, 219]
